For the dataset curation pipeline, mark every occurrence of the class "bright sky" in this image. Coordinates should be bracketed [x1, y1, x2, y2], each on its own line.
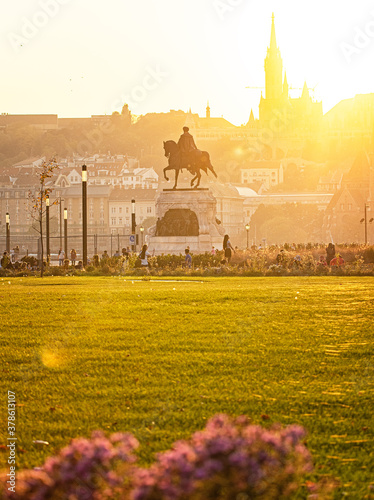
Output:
[1, 0, 374, 125]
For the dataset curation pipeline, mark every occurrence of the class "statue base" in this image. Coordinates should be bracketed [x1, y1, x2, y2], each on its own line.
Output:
[147, 189, 225, 255]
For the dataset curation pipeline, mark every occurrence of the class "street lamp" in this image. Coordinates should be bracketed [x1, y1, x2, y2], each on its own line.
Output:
[245, 223, 250, 249]
[6, 213, 10, 253]
[360, 204, 371, 245]
[64, 208, 68, 257]
[139, 225, 144, 247]
[46, 195, 50, 262]
[82, 164, 88, 267]
[59, 196, 64, 249]
[131, 199, 136, 251]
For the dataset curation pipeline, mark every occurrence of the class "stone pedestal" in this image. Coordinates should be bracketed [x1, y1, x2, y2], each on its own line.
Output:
[147, 189, 225, 255]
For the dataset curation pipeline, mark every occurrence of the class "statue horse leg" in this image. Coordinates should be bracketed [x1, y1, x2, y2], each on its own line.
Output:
[163, 165, 173, 182]
[173, 169, 179, 190]
[191, 169, 201, 189]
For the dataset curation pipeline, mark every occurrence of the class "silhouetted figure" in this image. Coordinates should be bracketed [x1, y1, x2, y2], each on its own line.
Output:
[70, 249, 77, 266]
[223, 234, 235, 263]
[178, 126, 197, 154]
[326, 243, 336, 265]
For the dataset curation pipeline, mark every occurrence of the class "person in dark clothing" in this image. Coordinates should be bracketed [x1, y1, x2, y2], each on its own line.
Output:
[223, 234, 235, 263]
[178, 126, 197, 153]
[326, 243, 336, 265]
[178, 126, 198, 168]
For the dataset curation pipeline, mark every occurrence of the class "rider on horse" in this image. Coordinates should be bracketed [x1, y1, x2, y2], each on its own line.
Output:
[177, 127, 199, 169]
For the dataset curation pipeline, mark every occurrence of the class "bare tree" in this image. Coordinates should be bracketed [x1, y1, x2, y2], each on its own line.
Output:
[28, 158, 60, 277]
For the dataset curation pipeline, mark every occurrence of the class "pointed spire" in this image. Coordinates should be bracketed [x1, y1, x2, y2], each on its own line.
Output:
[265, 13, 283, 100]
[270, 12, 277, 50]
[301, 81, 309, 99]
[247, 109, 255, 128]
[206, 100, 211, 119]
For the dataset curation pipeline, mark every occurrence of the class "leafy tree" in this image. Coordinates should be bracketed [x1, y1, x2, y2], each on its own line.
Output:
[27, 158, 60, 277]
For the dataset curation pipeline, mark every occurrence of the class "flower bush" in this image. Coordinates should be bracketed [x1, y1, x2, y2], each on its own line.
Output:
[1, 415, 333, 500]
[132, 415, 314, 500]
[1, 431, 138, 500]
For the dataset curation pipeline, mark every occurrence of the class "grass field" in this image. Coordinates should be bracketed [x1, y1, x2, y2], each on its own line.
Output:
[0, 276, 373, 498]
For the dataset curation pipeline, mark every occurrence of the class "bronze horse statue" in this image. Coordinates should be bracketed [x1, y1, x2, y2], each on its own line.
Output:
[163, 140, 217, 189]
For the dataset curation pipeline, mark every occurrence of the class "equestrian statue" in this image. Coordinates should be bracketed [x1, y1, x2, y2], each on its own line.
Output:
[163, 126, 217, 189]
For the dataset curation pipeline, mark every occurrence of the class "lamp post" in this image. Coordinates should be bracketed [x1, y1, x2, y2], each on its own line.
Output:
[46, 195, 50, 262]
[59, 197, 64, 249]
[245, 223, 250, 249]
[139, 225, 144, 247]
[360, 204, 371, 245]
[131, 199, 136, 252]
[82, 164, 88, 267]
[64, 208, 68, 257]
[6, 213, 10, 253]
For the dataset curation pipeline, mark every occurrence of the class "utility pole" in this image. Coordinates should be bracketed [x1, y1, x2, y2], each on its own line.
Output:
[82, 165, 88, 266]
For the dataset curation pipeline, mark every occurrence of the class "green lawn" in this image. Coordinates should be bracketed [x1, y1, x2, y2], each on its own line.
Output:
[1, 276, 373, 498]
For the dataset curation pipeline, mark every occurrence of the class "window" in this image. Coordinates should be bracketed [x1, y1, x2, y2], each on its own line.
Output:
[348, 204, 352, 210]
[126, 207, 129, 213]
[340, 204, 344, 210]
[111, 218, 116, 225]
[147, 207, 152, 214]
[118, 207, 122, 214]
[118, 217, 123, 225]
[111, 207, 116, 214]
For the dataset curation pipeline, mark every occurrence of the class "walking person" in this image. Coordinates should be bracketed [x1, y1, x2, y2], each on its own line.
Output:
[58, 249, 65, 266]
[184, 248, 192, 268]
[326, 243, 336, 265]
[139, 244, 150, 271]
[70, 249, 77, 266]
[223, 234, 235, 264]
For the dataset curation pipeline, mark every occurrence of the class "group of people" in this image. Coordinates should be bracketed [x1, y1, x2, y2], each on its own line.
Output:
[135, 234, 235, 271]
[325, 243, 345, 267]
[57, 249, 78, 266]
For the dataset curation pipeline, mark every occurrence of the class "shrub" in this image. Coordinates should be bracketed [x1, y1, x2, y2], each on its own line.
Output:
[1, 431, 138, 500]
[133, 415, 314, 500]
[1, 415, 332, 500]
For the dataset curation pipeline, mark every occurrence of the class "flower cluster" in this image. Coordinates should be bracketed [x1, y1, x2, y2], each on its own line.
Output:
[132, 415, 313, 500]
[1, 416, 322, 500]
[2, 431, 138, 500]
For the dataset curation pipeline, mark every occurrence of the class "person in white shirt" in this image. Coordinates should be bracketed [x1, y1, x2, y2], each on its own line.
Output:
[139, 244, 150, 267]
[58, 249, 65, 266]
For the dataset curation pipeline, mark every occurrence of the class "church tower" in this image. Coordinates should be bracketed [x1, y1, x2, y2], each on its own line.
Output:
[206, 101, 211, 119]
[264, 13, 283, 100]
